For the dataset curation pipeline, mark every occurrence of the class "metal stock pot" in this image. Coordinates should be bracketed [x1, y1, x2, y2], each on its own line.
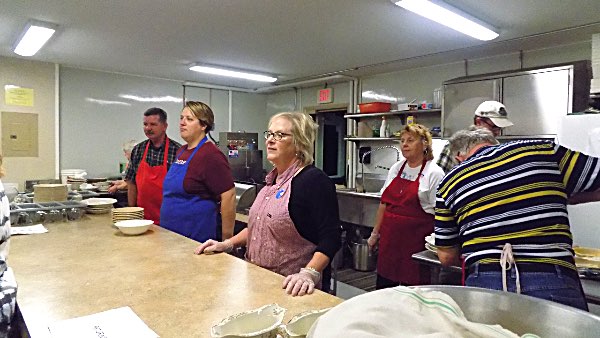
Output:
[414, 285, 600, 337]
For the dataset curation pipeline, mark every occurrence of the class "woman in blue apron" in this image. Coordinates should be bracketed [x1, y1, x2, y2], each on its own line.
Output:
[160, 101, 236, 242]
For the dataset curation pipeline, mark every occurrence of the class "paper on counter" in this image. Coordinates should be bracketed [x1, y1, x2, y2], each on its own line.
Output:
[11, 224, 48, 235]
[48, 306, 159, 338]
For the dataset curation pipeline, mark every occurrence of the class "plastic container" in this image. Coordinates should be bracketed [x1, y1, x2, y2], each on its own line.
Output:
[357, 122, 373, 137]
[358, 102, 391, 114]
[379, 117, 389, 137]
[433, 88, 442, 109]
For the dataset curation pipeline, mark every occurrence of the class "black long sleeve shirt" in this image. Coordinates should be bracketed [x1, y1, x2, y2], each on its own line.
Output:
[287, 165, 341, 260]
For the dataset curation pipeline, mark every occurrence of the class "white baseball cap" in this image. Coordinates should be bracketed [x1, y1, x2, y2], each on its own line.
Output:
[474, 101, 514, 128]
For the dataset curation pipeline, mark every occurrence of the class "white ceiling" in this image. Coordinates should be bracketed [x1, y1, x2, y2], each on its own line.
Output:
[2, 0, 600, 89]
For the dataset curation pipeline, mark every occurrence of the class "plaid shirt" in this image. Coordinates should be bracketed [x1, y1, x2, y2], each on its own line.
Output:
[436, 141, 457, 174]
[125, 137, 182, 183]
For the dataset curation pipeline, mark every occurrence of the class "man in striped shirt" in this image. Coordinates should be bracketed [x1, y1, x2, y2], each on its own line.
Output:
[435, 128, 600, 311]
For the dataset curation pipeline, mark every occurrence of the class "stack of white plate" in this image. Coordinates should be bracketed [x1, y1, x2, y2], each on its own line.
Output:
[83, 198, 117, 214]
[424, 233, 437, 254]
[111, 207, 144, 224]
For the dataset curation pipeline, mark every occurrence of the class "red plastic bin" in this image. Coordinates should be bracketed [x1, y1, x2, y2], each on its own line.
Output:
[358, 102, 391, 113]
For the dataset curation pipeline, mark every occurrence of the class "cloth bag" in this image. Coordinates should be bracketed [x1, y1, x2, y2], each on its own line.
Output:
[307, 286, 539, 338]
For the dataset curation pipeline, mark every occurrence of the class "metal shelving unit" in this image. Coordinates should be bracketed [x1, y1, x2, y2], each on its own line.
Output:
[344, 136, 442, 142]
[344, 108, 441, 119]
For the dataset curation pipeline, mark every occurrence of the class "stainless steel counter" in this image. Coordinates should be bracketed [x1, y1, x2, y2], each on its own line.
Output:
[336, 190, 381, 227]
[335, 189, 382, 200]
[412, 250, 600, 308]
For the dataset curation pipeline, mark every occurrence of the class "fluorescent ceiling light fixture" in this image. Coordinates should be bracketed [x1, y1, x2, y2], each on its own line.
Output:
[119, 94, 182, 103]
[392, 0, 499, 41]
[85, 98, 131, 106]
[13, 20, 58, 56]
[189, 64, 277, 83]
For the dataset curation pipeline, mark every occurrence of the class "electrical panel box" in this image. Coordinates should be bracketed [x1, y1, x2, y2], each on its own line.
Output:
[2, 111, 38, 157]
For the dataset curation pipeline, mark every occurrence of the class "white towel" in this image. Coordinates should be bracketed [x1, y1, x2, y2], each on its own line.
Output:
[307, 286, 540, 338]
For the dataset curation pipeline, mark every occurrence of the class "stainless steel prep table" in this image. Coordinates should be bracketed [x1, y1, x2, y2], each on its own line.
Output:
[412, 250, 600, 308]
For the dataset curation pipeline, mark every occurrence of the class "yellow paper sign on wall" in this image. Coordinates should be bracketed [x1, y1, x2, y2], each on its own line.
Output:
[5, 87, 34, 107]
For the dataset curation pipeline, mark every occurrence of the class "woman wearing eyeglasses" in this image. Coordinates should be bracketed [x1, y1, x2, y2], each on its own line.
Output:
[195, 112, 341, 297]
[160, 101, 236, 242]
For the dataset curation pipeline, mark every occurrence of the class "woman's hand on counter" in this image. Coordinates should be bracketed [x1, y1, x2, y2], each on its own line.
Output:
[283, 267, 320, 297]
[194, 239, 233, 254]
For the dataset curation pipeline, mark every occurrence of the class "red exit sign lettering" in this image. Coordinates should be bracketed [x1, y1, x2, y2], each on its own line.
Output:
[318, 88, 333, 104]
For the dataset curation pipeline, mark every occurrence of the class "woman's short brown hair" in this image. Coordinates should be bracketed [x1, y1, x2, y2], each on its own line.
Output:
[184, 101, 215, 132]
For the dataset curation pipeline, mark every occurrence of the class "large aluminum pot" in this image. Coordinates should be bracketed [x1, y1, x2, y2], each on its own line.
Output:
[414, 285, 600, 337]
[350, 239, 377, 271]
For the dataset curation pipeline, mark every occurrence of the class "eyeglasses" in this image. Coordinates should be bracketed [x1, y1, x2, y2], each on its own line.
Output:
[264, 131, 292, 141]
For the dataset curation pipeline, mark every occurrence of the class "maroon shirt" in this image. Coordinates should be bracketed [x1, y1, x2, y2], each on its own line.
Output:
[176, 142, 234, 201]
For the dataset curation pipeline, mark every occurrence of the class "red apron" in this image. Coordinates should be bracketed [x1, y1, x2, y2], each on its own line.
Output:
[135, 138, 169, 225]
[377, 160, 433, 285]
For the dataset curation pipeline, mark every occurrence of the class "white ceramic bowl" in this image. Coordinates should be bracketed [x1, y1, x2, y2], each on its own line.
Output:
[83, 197, 117, 206]
[114, 219, 153, 235]
[282, 308, 330, 338]
[211, 304, 285, 338]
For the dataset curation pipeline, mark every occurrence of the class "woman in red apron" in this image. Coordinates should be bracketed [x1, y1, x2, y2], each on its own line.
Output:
[367, 124, 445, 289]
[194, 112, 341, 297]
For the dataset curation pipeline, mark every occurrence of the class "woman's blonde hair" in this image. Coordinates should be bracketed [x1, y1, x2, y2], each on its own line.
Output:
[184, 101, 215, 132]
[400, 124, 434, 161]
[269, 112, 318, 166]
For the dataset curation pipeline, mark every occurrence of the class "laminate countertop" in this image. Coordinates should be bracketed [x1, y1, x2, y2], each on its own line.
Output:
[10, 214, 342, 337]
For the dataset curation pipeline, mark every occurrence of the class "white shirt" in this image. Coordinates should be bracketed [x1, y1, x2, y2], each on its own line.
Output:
[380, 160, 444, 214]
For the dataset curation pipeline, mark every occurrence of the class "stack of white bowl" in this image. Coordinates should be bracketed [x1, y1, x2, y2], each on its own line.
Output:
[111, 207, 144, 224]
[83, 198, 117, 214]
[61, 169, 87, 184]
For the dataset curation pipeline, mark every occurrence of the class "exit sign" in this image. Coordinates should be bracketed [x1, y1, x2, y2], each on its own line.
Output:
[318, 88, 333, 104]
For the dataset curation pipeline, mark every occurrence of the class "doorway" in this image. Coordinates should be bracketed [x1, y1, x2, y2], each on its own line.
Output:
[314, 109, 346, 185]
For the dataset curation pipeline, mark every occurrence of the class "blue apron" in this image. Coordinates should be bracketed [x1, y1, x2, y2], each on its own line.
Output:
[160, 137, 217, 242]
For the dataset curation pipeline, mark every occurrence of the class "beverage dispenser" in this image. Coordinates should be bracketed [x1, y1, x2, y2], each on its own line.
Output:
[218, 132, 264, 184]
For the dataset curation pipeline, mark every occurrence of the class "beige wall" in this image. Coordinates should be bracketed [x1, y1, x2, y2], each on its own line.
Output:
[0, 56, 56, 190]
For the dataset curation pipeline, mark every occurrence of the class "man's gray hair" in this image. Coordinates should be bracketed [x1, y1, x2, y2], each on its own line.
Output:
[449, 128, 498, 157]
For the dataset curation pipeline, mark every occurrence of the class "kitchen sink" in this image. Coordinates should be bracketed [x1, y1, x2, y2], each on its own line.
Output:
[355, 173, 387, 194]
[336, 190, 381, 227]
